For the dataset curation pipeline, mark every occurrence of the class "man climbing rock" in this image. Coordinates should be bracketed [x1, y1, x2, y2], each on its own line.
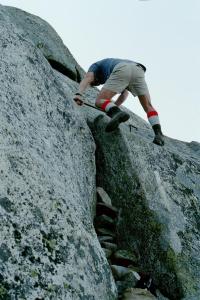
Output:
[74, 58, 164, 146]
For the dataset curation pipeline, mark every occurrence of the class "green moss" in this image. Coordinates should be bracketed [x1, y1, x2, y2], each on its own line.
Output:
[64, 283, 69, 289]
[175, 254, 199, 297]
[53, 200, 61, 209]
[13, 229, 22, 243]
[165, 247, 177, 271]
[31, 270, 39, 278]
[37, 42, 44, 49]
[0, 284, 9, 300]
[114, 249, 137, 262]
[47, 284, 57, 292]
[149, 218, 163, 232]
[42, 231, 57, 253]
[45, 239, 56, 252]
[0, 285, 7, 295]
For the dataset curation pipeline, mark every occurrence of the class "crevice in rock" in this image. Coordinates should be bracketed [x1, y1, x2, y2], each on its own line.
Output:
[87, 116, 177, 299]
[93, 187, 167, 300]
[47, 59, 81, 82]
[75, 66, 82, 83]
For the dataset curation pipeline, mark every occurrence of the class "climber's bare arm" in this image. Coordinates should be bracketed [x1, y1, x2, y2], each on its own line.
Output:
[74, 72, 94, 105]
[79, 72, 94, 94]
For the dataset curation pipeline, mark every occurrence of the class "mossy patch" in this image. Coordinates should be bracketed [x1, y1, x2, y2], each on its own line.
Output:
[0, 283, 10, 300]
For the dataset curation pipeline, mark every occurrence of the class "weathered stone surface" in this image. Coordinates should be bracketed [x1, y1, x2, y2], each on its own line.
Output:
[98, 235, 115, 243]
[102, 242, 118, 251]
[111, 265, 140, 281]
[97, 227, 116, 238]
[96, 202, 119, 218]
[116, 280, 126, 298]
[87, 106, 200, 299]
[97, 186, 112, 205]
[113, 250, 138, 267]
[123, 288, 156, 300]
[0, 4, 116, 300]
[111, 265, 131, 279]
[103, 248, 113, 259]
[156, 289, 170, 300]
[112, 265, 140, 296]
[122, 271, 140, 289]
[2, 4, 84, 82]
[94, 214, 115, 229]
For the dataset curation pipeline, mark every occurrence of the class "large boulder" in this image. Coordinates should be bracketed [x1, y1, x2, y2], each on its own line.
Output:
[0, 4, 116, 300]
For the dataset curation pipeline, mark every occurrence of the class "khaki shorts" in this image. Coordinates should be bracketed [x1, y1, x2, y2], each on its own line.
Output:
[103, 62, 149, 96]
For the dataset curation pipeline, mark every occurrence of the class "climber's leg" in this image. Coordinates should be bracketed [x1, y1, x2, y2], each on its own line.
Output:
[96, 89, 130, 132]
[138, 94, 164, 146]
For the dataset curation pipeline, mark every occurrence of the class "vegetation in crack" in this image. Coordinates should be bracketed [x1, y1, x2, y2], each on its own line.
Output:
[93, 187, 170, 299]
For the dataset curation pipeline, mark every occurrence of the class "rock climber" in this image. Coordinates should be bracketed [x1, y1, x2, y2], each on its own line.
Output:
[74, 58, 164, 146]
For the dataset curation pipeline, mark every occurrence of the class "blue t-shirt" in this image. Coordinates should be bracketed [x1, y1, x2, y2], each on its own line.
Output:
[88, 58, 136, 84]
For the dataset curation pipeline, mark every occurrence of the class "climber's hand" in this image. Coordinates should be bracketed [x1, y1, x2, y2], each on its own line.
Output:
[74, 93, 84, 106]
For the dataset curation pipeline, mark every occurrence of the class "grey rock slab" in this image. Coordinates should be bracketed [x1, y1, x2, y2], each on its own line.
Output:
[111, 265, 140, 280]
[101, 242, 118, 251]
[97, 227, 117, 238]
[122, 271, 140, 288]
[113, 250, 138, 266]
[3, 4, 85, 82]
[122, 288, 156, 300]
[102, 248, 113, 259]
[98, 235, 115, 243]
[111, 265, 131, 279]
[94, 214, 116, 229]
[156, 290, 170, 300]
[116, 272, 140, 296]
[0, 5, 117, 300]
[116, 280, 127, 299]
[97, 186, 112, 205]
[96, 202, 119, 219]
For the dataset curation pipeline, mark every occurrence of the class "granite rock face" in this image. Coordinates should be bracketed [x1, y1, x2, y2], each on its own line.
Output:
[0, 4, 116, 300]
[3, 5, 84, 82]
[0, 4, 200, 300]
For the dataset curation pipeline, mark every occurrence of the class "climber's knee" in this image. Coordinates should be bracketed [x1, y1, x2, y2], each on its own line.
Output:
[95, 98, 107, 108]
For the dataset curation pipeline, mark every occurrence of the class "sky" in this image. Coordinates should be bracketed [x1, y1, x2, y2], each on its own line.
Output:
[0, 0, 199, 143]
